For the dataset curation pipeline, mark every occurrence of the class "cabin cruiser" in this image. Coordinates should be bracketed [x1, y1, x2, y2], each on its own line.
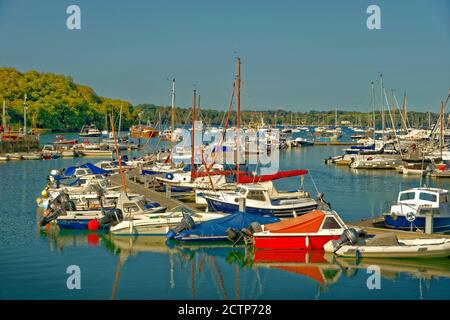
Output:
[204, 181, 318, 218]
[384, 187, 450, 233]
[79, 124, 101, 137]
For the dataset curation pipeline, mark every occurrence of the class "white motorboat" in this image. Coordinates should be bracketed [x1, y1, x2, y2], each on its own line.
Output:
[350, 157, 403, 169]
[325, 233, 450, 258]
[40, 192, 166, 230]
[110, 205, 228, 235]
[79, 124, 101, 137]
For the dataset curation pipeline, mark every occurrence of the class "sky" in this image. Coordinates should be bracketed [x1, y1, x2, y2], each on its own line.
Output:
[0, 0, 449, 112]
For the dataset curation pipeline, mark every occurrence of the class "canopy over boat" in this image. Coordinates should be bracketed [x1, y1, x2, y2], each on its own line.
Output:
[264, 210, 325, 233]
[237, 169, 308, 184]
[64, 162, 110, 177]
[172, 211, 279, 241]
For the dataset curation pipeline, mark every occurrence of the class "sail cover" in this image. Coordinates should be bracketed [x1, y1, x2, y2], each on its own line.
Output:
[238, 169, 308, 184]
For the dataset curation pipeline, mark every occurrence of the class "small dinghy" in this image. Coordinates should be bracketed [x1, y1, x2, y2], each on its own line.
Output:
[324, 230, 450, 258]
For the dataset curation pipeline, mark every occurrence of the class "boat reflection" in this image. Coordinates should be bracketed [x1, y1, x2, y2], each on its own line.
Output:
[253, 249, 342, 285]
[39, 228, 450, 298]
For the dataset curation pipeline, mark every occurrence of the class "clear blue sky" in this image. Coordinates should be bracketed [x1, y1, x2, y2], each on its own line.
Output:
[0, 0, 449, 112]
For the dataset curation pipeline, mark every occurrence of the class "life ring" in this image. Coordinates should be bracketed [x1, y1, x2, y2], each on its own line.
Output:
[166, 173, 174, 180]
[405, 211, 416, 222]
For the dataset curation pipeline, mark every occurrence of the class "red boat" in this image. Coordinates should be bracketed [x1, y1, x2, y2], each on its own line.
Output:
[53, 135, 78, 146]
[253, 209, 347, 250]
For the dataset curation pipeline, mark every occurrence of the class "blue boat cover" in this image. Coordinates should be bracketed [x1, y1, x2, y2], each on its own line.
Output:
[172, 211, 279, 240]
[64, 162, 110, 177]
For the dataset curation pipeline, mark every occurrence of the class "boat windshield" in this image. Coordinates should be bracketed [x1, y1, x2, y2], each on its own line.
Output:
[399, 192, 415, 201]
[419, 192, 437, 203]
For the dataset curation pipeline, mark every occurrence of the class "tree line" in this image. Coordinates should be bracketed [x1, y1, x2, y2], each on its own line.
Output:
[0, 67, 440, 131]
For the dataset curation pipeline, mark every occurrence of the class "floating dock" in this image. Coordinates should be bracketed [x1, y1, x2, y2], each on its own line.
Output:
[349, 217, 450, 239]
[109, 171, 205, 212]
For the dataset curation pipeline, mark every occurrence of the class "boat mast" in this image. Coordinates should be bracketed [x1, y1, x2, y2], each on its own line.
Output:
[440, 101, 444, 159]
[171, 78, 176, 137]
[371, 81, 375, 138]
[191, 89, 197, 179]
[118, 103, 123, 139]
[380, 74, 385, 140]
[2, 100, 6, 129]
[110, 113, 127, 193]
[391, 90, 396, 131]
[236, 57, 241, 181]
[335, 108, 337, 127]
[401, 93, 407, 133]
[23, 93, 28, 135]
[428, 111, 431, 129]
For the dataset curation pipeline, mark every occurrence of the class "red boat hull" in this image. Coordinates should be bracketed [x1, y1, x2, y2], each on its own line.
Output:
[254, 235, 339, 250]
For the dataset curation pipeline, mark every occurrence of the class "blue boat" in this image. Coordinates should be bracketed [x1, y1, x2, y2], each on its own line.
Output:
[169, 211, 279, 242]
[384, 187, 450, 233]
[204, 183, 318, 218]
[344, 144, 375, 155]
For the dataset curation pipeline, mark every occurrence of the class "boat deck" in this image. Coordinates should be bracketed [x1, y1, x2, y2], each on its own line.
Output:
[349, 216, 450, 239]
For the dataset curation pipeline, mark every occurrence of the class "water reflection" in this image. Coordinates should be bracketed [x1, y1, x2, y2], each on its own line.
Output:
[39, 227, 450, 299]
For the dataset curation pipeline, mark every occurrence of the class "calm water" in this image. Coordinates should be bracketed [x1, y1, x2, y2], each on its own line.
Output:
[1, 132, 450, 300]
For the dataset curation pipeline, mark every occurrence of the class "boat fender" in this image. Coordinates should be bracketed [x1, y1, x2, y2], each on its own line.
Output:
[87, 219, 99, 231]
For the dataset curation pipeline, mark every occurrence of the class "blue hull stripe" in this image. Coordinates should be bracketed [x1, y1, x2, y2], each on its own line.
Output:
[206, 198, 317, 217]
[384, 215, 450, 233]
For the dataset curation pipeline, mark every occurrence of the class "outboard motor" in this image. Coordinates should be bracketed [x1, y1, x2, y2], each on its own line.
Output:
[40, 202, 65, 226]
[226, 228, 240, 242]
[166, 213, 195, 239]
[326, 228, 360, 252]
[98, 208, 123, 227]
[249, 221, 263, 234]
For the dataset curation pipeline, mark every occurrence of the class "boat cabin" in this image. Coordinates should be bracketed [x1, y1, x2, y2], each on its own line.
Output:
[397, 188, 449, 209]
